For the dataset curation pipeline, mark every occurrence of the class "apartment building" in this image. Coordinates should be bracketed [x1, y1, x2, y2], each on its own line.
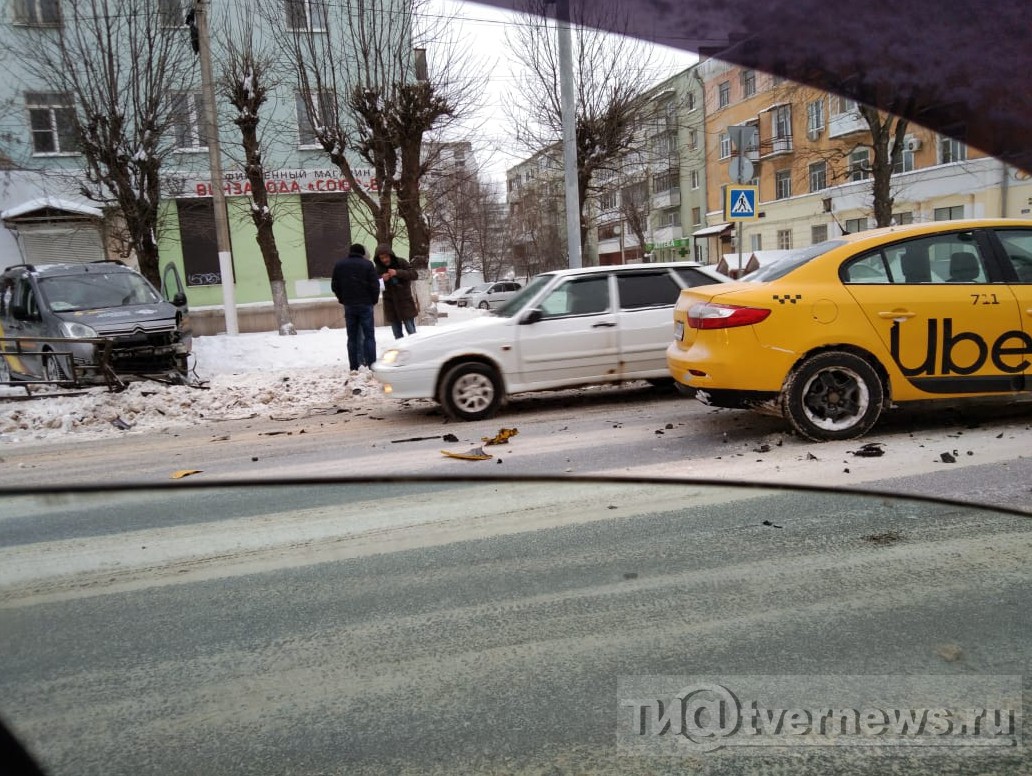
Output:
[696, 58, 1032, 267]
[506, 145, 572, 277]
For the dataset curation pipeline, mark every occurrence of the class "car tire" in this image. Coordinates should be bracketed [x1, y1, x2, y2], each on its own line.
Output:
[42, 351, 69, 384]
[477, 301, 490, 310]
[781, 351, 884, 441]
[646, 377, 676, 391]
[439, 362, 503, 421]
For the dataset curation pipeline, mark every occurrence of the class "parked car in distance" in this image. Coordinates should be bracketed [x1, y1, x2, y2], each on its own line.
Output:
[438, 285, 476, 306]
[667, 218, 1032, 441]
[456, 280, 523, 309]
[374, 262, 725, 420]
[0, 260, 192, 385]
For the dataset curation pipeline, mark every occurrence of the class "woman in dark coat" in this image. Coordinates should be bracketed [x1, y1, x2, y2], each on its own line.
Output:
[373, 244, 419, 338]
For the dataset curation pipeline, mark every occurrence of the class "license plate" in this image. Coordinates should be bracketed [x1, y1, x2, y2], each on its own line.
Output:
[673, 320, 684, 341]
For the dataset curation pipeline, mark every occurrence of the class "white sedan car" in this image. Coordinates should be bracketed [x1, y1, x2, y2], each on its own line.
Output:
[373, 262, 725, 420]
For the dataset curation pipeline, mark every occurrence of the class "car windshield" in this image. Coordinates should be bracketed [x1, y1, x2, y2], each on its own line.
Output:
[494, 273, 552, 317]
[743, 240, 846, 282]
[39, 271, 160, 312]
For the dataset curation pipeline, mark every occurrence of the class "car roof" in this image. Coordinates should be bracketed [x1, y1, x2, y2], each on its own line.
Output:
[3, 261, 134, 278]
[538, 261, 711, 280]
[823, 217, 1032, 248]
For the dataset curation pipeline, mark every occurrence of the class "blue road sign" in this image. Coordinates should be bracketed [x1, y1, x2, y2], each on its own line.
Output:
[726, 186, 758, 221]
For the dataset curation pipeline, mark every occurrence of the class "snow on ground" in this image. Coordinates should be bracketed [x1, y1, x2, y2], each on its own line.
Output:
[0, 306, 485, 444]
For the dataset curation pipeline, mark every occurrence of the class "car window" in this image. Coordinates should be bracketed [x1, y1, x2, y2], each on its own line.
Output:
[994, 229, 1032, 283]
[539, 275, 610, 318]
[673, 267, 722, 288]
[495, 274, 552, 318]
[843, 233, 987, 285]
[744, 240, 844, 281]
[616, 271, 682, 310]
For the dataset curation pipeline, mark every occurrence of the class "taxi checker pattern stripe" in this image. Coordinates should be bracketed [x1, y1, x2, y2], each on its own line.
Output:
[772, 294, 803, 304]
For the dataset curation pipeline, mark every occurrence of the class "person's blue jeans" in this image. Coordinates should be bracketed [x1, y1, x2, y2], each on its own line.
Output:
[391, 318, 417, 339]
[343, 305, 376, 370]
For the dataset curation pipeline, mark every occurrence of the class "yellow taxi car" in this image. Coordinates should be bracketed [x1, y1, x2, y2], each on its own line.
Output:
[667, 219, 1032, 440]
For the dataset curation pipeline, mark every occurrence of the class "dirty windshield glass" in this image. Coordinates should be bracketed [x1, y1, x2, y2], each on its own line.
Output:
[39, 272, 160, 312]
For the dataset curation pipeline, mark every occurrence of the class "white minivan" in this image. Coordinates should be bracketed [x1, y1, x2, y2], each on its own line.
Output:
[373, 262, 724, 420]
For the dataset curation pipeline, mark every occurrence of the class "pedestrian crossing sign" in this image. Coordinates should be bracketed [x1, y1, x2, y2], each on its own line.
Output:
[726, 185, 759, 221]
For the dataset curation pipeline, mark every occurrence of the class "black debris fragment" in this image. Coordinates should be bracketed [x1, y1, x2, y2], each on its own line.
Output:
[110, 417, 133, 430]
[851, 442, 885, 457]
[806, 452, 819, 461]
[762, 519, 783, 528]
[391, 435, 444, 444]
[623, 572, 639, 580]
[442, 433, 459, 443]
[753, 444, 771, 453]
[940, 451, 957, 463]
[863, 530, 903, 545]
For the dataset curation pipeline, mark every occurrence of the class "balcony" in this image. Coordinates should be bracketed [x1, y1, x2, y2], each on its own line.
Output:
[652, 188, 681, 210]
[762, 135, 793, 158]
[651, 225, 683, 244]
[828, 110, 867, 138]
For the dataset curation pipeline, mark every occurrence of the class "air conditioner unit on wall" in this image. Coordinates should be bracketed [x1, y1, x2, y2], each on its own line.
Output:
[905, 135, 922, 152]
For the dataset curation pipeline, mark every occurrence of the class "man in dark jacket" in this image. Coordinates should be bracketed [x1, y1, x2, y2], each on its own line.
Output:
[373, 244, 419, 338]
[331, 243, 380, 371]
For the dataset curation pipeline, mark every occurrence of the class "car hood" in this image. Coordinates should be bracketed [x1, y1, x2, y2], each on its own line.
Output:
[388, 314, 508, 348]
[59, 301, 180, 332]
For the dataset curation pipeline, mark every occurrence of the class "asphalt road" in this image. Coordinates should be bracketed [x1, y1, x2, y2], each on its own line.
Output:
[1, 481, 1030, 775]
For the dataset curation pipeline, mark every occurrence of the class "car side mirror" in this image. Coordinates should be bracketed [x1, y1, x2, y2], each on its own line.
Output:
[521, 308, 543, 325]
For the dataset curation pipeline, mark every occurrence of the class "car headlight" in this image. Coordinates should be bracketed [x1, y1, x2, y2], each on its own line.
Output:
[380, 349, 408, 366]
[60, 321, 98, 338]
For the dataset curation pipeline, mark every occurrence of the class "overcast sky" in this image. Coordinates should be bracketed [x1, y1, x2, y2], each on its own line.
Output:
[425, 0, 698, 187]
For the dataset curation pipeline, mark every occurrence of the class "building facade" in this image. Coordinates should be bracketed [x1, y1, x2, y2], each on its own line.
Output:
[0, 0, 417, 332]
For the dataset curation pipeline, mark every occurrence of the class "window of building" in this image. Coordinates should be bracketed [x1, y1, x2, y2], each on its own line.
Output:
[832, 95, 858, 114]
[26, 92, 78, 155]
[694, 244, 703, 261]
[718, 81, 730, 108]
[806, 99, 825, 135]
[654, 209, 681, 229]
[686, 92, 697, 111]
[170, 92, 207, 151]
[775, 169, 792, 199]
[741, 70, 756, 97]
[811, 224, 828, 244]
[849, 148, 870, 181]
[892, 211, 914, 225]
[13, 0, 61, 25]
[809, 161, 827, 192]
[177, 198, 224, 286]
[691, 207, 701, 225]
[934, 205, 965, 221]
[688, 128, 698, 149]
[844, 217, 868, 233]
[653, 170, 678, 193]
[777, 229, 793, 249]
[158, 0, 185, 26]
[599, 191, 617, 210]
[939, 136, 967, 164]
[285, 0, 327, 31]
[296, 90, 334, 147]
[690, 169, 700, 190]
[719, 132, 731, 159]
[750, 233, 763, 251]
[773, 105, 792, 139]
[302, 193, 351, 278]
[893, 146, 916, 174]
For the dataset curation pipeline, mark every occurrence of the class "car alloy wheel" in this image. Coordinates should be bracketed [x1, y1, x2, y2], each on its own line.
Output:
[782, 351, 883, 441]
[440, 362, 503, 421]
[477, 301, 490, 310]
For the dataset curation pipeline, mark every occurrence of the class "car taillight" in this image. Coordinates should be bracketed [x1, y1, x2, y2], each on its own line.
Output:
[687, 302, 771, 329]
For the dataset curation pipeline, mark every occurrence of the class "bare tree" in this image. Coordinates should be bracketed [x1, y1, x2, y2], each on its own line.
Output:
[619, 179, 650, 259]
[509, 174, 568, 278]
[217, 11, 296, 335]
[274, 0, 481, 268]
[506, 0, 665, 265]
[13, 0, 197, 286]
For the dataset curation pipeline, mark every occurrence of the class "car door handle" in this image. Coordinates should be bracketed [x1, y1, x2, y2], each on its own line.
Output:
[591, 321, 616, 328]
[877, 310, 916, 319]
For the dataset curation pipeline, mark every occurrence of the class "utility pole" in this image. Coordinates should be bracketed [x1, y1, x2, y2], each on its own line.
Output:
[554, 0, 582, 268]
[194, 0, 239, 335]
